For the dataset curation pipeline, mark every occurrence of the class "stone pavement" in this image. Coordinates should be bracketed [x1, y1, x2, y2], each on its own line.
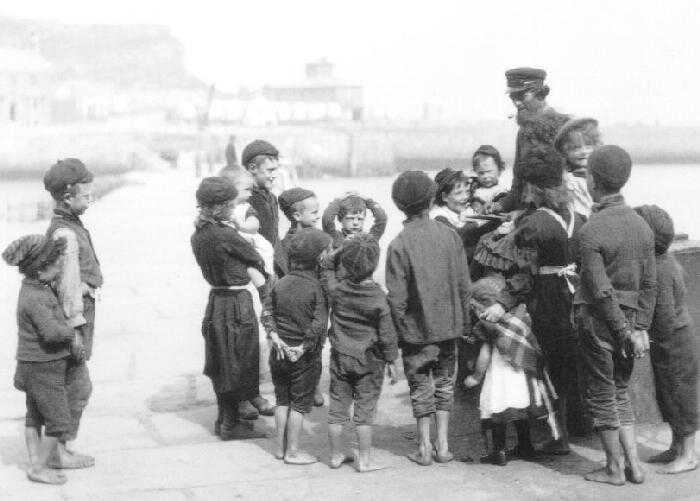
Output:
[1, 170, 699, 500]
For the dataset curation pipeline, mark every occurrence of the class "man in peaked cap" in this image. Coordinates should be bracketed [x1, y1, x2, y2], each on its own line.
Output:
[242, 139, 281, 248]
[492, 68, 569, 213]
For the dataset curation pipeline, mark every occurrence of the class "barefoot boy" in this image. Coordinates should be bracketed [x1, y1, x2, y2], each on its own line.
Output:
[385, 171, 471, 466]
[274, 187, 320, 278]
[43, 158, 100, 469]
[263, 229, 331, 464]
[3, 235, 78, 484]
[574, 145, 657, 486]
[322, 234, 398, 472]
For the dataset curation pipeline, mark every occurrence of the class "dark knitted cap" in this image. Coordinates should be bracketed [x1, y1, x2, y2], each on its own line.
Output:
[338, 195, 367, 219]
[434, 168, 465, 205]
[340, 234, 380, 282]
[472, 145, 505, 171]
[288, 228, 331, 263]
[3, 234, 67, 277]
[241, 139, 279, 167]
[196, 177, 237, 206]
[278, 187, 316, 221]
[518, 145, 564, 189]
[391, 170, 436, 214]
[588, 145, 631, 190]
[553, 117, 600, 152]
[506, 67, 546, 93]
[43, 158, 93, 199]
[635, 204, 675, 255]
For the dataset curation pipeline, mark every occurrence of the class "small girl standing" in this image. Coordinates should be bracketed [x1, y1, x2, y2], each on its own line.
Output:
[465, 275, 559, 466]
[3, 235, 80, 484]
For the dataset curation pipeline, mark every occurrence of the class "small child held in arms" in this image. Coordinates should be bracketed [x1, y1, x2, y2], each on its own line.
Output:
[219, 168, 274, 287]
[322, 234, 399, 472]
[469, 145, 509, 215]
[463, 275, 559, 466]
[274, 188, 321, 278]
[262, 229, 331, 464]
[3, 235, 82, 484]
[322, 192, 387, 248]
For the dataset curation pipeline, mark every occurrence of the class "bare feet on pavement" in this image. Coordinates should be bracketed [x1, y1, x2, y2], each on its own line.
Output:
[284, 451, 318, 465]
[27, 467, 67, 484]
[584, 466, 625, 486]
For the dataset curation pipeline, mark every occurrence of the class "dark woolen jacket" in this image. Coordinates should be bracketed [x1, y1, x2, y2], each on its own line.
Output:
[273, 228, 295, 278]
[385, 214, 471, 345]
[650, 253, 693, 339]
[248, 185, 279, 247]
[573, 195, 657, 334]
[46, 208, 103, 288]
[323, 270, 399, 363]
[15, 279, 74, 362]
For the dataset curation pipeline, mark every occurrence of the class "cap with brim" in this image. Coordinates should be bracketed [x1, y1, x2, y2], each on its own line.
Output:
[505, 67, 547, 94]
[554, 117, 599, 152]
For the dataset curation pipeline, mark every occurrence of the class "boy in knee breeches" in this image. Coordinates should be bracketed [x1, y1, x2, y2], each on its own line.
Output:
[323, 234, 399, 472]
[3, 235, 85, 484]
[573, 145, 657, 486]
[43, 158, 102, 469]
[385, 171, 471, 466]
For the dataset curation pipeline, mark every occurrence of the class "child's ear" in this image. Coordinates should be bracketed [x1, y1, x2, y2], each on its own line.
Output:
[292, 211, 302, 222]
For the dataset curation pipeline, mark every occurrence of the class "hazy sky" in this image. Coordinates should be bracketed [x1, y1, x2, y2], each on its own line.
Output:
[2, 0, 699, 125]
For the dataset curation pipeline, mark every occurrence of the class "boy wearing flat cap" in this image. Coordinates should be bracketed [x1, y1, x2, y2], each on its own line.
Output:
[493, 68, 569, 214]
[385, 171, 471, 466]
[262, 229, 331, 465]
[43, 158, 100, 469]
[322, 234, 398, 472]
[243, 139, 281, 248]
[573, 145, 657, 486]
[274, 187, 320, 278]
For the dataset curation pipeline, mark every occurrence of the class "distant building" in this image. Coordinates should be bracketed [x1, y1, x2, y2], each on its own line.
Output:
[0, 47, 53, 125]
[262, 59, 364, 123]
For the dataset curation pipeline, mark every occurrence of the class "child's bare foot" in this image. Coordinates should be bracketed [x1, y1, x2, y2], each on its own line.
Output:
[284, 451, 318, 465]
[353, 450, 386, 472]
[647, 448, 677, 463]
[50, 449, 95, 469]
[463, 375, 481, 389]
[274, 446, 285, 460]
[407, 447, 433, 466]
[624, 461, 646, 484]
[329, 452, 353, 469]
[584, 466, 625, 486]
[313, 389, 324, 407]
[657, 455, 698, 475]
[27, 466, 67, 484]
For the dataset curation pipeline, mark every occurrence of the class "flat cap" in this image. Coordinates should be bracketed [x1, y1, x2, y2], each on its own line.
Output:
[634, 204, 674, 255]
[506, 67, 547, 93]
[196, 176, 238, 206]
[588, 145, 631, 191]
[3, 234, 66, 277]
[553, 117, 600, 152]
[43, 158, 93, 198]
[241, 139, 279, 167]
[278, 187, 316, 221]
[288, 228, 331, 263]
[340, 233, 380, 282]
[391, 170, 436, 214]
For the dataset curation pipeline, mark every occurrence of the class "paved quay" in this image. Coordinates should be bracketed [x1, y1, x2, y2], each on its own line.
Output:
[1, 169, 699, 500]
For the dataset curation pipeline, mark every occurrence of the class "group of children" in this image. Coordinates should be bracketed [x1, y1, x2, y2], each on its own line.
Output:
[5, 127, 698, 486]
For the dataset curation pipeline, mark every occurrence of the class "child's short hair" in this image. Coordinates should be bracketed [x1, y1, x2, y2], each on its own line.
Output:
[279, 187, 316, 222]
[554, 117, 601, 153]
[634, 204, 675, 255]
[588, 145, 631, 192]
[391, 170, 435, 216]
[2, 234, 66, 278]
[472, 145, 505, 172]
[340, 234, 380, 282]
[337, 195, 367, 220]
[288, 228, 331, 268]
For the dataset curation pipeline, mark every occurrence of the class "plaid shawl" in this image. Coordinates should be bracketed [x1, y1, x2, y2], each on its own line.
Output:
[472, 302, 542, 375]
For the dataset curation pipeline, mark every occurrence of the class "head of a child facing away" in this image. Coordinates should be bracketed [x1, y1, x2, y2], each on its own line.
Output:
[340, 233, 380, 283]
[634, 204, 674, 256]
[195, 176, 238, 224]
[338, 195, 368, 235]
[585, 145, 631, 203]
[519, 146, 569, 212]
[392, 171, 436, 217]
[471, 145, 505, 189]
[43, 158, 94, 216]
[288, 228, 332, 272]
[554, 118, 601, 171]
[242, 140, 280, 191]
[279, 188, 319, 229]
[2, 234, 67, 283]
[434, 168, 470, 215]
